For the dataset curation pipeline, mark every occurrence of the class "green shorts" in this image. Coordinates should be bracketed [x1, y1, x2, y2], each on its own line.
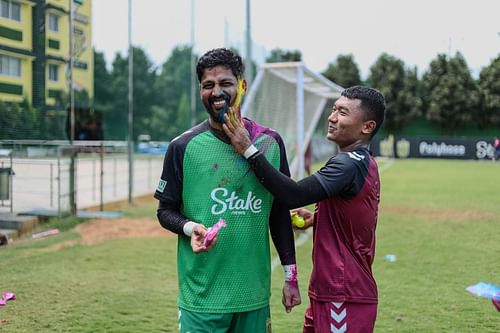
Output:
[178, 306, 271, 333]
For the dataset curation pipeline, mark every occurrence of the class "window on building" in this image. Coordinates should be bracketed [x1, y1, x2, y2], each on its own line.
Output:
[72, 28, 87, 56]
[48, 13, 59, 32]
[48, 64, 59, 82]
[0, 54, 21, 77]
[0, 0, 21, 22]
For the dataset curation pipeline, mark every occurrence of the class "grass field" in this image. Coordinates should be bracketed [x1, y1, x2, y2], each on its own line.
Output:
[1, 158, 500, 332]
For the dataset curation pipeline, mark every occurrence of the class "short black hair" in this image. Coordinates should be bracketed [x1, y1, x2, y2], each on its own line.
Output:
[196, 48, 245, 82]
[341, 86, 386, 138]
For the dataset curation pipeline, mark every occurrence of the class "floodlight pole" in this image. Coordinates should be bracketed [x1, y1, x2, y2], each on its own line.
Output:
[127, 0, 134, 204]
[245, 0, 253, 86]
[68, 0, 76, 215]
[224, 17, 229, 48]
[190, 0, 197, 126]
[69, 0, 75, 143]
[296, 63, 305, 180]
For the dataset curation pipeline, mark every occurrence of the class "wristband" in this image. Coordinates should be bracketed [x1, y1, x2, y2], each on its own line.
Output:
[283, 264, 298, 282]
[183, 221, 197, 236]
[243, 145, 259, 159]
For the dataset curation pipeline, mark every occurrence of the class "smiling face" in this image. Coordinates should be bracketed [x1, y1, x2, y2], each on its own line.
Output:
[200, 65, 246, 128]
[327, 96, 376, 151]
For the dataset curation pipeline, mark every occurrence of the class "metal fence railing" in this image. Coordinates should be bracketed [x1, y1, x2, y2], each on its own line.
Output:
[0, 141, 164, 216]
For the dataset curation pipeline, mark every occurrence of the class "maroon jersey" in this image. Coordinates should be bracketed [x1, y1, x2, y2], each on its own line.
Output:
[310, 147, 380, 303]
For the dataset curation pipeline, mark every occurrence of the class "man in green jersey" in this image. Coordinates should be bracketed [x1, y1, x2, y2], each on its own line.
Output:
[155, 48, 301, 333]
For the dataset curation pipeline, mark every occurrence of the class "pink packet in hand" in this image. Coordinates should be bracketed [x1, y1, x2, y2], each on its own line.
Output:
[203, 219, 227, 247]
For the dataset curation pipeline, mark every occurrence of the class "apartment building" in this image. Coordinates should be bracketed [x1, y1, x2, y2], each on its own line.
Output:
[0, 0, 93, 112]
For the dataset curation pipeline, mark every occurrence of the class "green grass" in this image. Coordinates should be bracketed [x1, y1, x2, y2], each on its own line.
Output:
[1, 158, 499, 332]
[374, 158, 500, 332]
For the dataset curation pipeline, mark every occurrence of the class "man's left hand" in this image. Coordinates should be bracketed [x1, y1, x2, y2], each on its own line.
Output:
[222, 110, 252, 155]
[191, 224, 213, 253]
[282, 280, 301, 313]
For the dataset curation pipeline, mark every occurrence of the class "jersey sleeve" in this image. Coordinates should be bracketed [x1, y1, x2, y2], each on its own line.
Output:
[154, 140, 183, 207]
[312, 152, 367, 198]
[266, 130, 297, 266]
[154, 140, 189, 234]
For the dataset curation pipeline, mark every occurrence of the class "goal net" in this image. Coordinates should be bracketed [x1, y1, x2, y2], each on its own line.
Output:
[242, 62, 343, 179]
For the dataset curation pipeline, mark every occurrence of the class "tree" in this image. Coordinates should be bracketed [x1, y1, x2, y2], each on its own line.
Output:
[93, 50, 114, 134]
[154, 45, 197, 140]
[478, 55, 500, 127]
[0, 99, 40, 139]
[107, 46, 158, 140]
[175, 93, 191, 133]
[0, 101, 17, 139]
[367, 53, 421, 133]
[149, 105, 171, 141]
[322, 54, 361, 87]
[421, 54, 447, 115]
[423, 52, 480, 134]
[130, 47, 159, 138]
[266, 48, 302, 63]
[106, 53, 128, 139]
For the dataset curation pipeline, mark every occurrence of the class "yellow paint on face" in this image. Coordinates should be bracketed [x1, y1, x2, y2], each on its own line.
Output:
[227, 79, 246, 123]
[233, 79, 245, 110]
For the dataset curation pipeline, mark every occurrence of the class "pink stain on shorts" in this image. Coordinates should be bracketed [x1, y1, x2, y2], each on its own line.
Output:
[203, 219, 227, 247]
[0, 292, 16, 306]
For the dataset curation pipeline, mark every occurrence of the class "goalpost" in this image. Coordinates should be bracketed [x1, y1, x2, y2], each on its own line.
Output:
[241, 62, 343, 179]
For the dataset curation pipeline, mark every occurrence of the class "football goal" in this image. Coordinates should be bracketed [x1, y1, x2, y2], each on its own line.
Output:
[241, 62, 343, 179]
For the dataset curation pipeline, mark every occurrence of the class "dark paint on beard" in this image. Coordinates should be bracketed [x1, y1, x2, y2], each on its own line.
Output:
[207, 90, 232, 123]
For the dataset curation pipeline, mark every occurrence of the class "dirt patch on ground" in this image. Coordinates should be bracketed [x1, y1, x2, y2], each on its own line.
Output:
[50, 218, 174, 250]
[381, 205, 500, 221]
[75, 218, 173, 245]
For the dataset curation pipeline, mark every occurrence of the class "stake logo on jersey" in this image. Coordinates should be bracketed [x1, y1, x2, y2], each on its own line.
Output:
[210, 187, 263, 215]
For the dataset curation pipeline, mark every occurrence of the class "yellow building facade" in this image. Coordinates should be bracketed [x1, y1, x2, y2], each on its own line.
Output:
[0, 0, 93, 110]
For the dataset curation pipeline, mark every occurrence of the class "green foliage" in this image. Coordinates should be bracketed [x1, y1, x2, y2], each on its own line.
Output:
[99, 46, 157, 140]
[266, 48, 302, 63]
[175, 93, 191, 133]
[322, 54, 362, 87]
[478, 55, 500, 126]
[422, 52, 481, 134]
[368, 53, 422, 133]
[6, 45, 500, 142]
[0, 98, 40, 139]
[153, 45, 202, 140]
[93, 49, 115, 138]
[148, 105, 172, 141]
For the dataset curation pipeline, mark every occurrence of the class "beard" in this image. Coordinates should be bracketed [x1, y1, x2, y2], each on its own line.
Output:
[206, 92, 232, 123]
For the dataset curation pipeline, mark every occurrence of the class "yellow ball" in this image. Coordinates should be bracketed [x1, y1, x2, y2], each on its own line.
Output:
[292, 214, 305, 228]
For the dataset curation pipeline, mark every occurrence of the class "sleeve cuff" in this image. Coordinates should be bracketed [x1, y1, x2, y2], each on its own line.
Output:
[243, 145, 259, 159]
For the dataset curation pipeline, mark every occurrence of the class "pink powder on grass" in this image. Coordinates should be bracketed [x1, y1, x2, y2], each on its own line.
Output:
[0, 292, 16, 306]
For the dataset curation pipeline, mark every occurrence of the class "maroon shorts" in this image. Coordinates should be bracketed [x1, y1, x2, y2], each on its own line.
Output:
[303, 299, 377, 333]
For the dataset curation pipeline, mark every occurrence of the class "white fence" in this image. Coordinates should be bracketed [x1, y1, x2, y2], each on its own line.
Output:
[0, 153, 164, 214]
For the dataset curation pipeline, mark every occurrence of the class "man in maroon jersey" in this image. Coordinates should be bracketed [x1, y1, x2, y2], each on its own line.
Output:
[223, 86, 386, 333]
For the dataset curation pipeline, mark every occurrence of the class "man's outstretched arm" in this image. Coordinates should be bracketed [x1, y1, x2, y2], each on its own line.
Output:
[223, 114, 328, 209]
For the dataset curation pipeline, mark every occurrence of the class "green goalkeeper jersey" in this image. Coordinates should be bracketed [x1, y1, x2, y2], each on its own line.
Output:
[154, 119, 292, 313]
